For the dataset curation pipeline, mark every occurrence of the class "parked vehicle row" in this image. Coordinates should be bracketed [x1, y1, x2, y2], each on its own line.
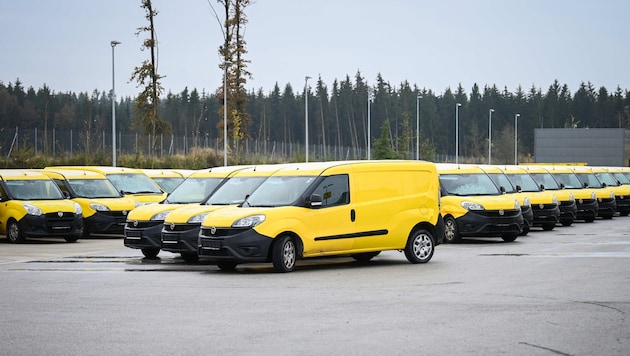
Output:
[437, 163, 630, 244]
[3, 162, 629, 273]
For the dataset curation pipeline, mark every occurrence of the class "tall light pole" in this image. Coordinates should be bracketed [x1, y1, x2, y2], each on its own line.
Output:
[110, 40, 120, 167]
[304, 76, 311, 162]
[455, 103, 462, 165]
[223, 61, 227, 166]
[488, 108, 494, 164]
[367, 92, 373, 160]
[514, 113, 521, 164]
[416, 94, 422, 160]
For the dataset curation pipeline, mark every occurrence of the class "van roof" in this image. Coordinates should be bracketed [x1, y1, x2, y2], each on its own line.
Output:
[0, 169, 51, 181]
[45, 166, 142, 174]
[40, 169, 107, 180]
[269, 160, 436, 176]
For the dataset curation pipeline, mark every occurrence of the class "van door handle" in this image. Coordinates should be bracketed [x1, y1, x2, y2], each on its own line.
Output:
[350, 209, 356, 222]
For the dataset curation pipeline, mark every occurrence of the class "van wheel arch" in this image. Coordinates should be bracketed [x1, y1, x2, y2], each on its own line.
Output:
[404, 227, 435, 264]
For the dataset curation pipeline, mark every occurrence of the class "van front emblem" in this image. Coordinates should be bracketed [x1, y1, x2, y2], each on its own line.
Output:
[499, 209, 504, 216]
[57, 211, 63, 217]
[170, 223, 176, 230]
[210, 226, 217, 235]
[133, 220, 138, 227]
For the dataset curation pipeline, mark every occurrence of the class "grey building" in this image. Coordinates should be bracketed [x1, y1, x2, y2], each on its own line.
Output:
[534, 128, 630, 167]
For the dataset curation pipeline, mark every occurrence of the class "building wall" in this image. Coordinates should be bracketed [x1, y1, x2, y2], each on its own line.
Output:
[534, 128, 629, 167]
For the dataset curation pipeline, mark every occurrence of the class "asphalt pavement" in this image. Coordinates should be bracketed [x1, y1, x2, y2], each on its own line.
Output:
[1, 219, 629, 355]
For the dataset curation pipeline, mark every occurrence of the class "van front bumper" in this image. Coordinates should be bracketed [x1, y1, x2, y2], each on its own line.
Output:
[575, 199, 598, 221]
[455, 209, 523, 237]
[124, 221, 163, 250]
[161, 223, 202, 254]
[198, 227, 272, 263]
[19, 214, 83, 238]
[86, 211, 127, 235]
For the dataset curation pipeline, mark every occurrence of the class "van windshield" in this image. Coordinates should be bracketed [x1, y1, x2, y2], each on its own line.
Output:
[439, 173, 500, 196]
[107, 173, 163, 194]
[6, 180, 64, 200]
[551, 172, 583, 189]
[164, 177, 223, 204]
[246, 176, 316, 207]
[529, 173, 561, 190]
[204, 177, 267, 205]
[505, 173, 541, 192]
[68, 179, 121, 198]
[573, 172, 604, 188]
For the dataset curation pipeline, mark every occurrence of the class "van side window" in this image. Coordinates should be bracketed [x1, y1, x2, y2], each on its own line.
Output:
[312, 174, 349, 207]
[0, 184, 7, 201]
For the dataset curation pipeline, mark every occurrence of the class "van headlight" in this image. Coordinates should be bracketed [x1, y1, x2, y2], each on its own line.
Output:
[569, 193, 575, 201]
[232, 214, 266, 228]
[23, 203, 42, 216]
[523, 197, 531, 207]
[188, 212, 209, 224]
[461, 201, 484, 211]
[610, 191, 615, 199]
[73, 202, 83, 216]
[591, 192, 596, 200]
[89, 203, 110, 212]
[514, 200, 521, 210]
[552, 196, 558, 205]
[151, 211, 171, 221]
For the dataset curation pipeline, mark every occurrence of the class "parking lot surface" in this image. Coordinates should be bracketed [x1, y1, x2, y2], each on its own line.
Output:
[1, 219, 629, 355]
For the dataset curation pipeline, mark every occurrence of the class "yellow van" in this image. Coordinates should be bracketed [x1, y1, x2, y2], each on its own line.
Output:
[544, 165, 599, 222]
[47, 166, 167, 204]
[522, 165, 577, 226]
[161, 164, 292, 262]
[40, 169, 137, 236]
[124, 165, 251, 258]
[436, 164, 523, 243]
[0, 169, 83, 243]
[498, 165, 560, 231]
[140, 169, 187, 194]
[569, 166, 616, 219]
[589, 166, 630, 216]
[198, 160, 443, 272]
[478, 164, 533, 235]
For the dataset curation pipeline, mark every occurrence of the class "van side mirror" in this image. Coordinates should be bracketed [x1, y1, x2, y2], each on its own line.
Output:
[559, 183, 565, 189]
[539, 184, 545, 191]
[602, 182, 607, 188]
[515, 185, 522, 193]
[499, 186, 506, 194]
[62, 191, 71, 199]
[583, 182, 589, 188]
[309, 194, 323, 208]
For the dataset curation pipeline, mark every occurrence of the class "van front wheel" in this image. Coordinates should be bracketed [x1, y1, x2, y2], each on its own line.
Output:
[6, 220, 25, 243]
[404, 229, 435, 264]
[443, 216, 461, 243]
[272, 235, 297, 273]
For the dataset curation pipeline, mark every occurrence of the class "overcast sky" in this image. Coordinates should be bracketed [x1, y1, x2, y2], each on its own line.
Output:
[1, 0, 628, 99]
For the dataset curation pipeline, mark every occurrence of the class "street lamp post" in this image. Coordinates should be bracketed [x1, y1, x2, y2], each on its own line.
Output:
[110, 40, 120, 167]
[514, 113, 521, 164]
[455, 103, 462, 165]
[367, 92, 373, 160]
[416, 95, 422, 160]
[488, 108, 494, 164]
[305, 76, 311, 162]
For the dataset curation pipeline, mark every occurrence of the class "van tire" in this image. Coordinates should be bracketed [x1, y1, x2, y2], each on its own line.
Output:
[141, 248, 160, 258]
[501, 233, 519, 242]
[217, 261, 237, 271]
[181, 252, 199, 263]
[64, 236, 79, 243]
[404, 229, 434, 264]
[443, 216, 461, 243]
[6, 219, 25, 243]
[542, 222, 555, 231]
[352, 251, 381, 263]
[272, 235, 297, 273]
